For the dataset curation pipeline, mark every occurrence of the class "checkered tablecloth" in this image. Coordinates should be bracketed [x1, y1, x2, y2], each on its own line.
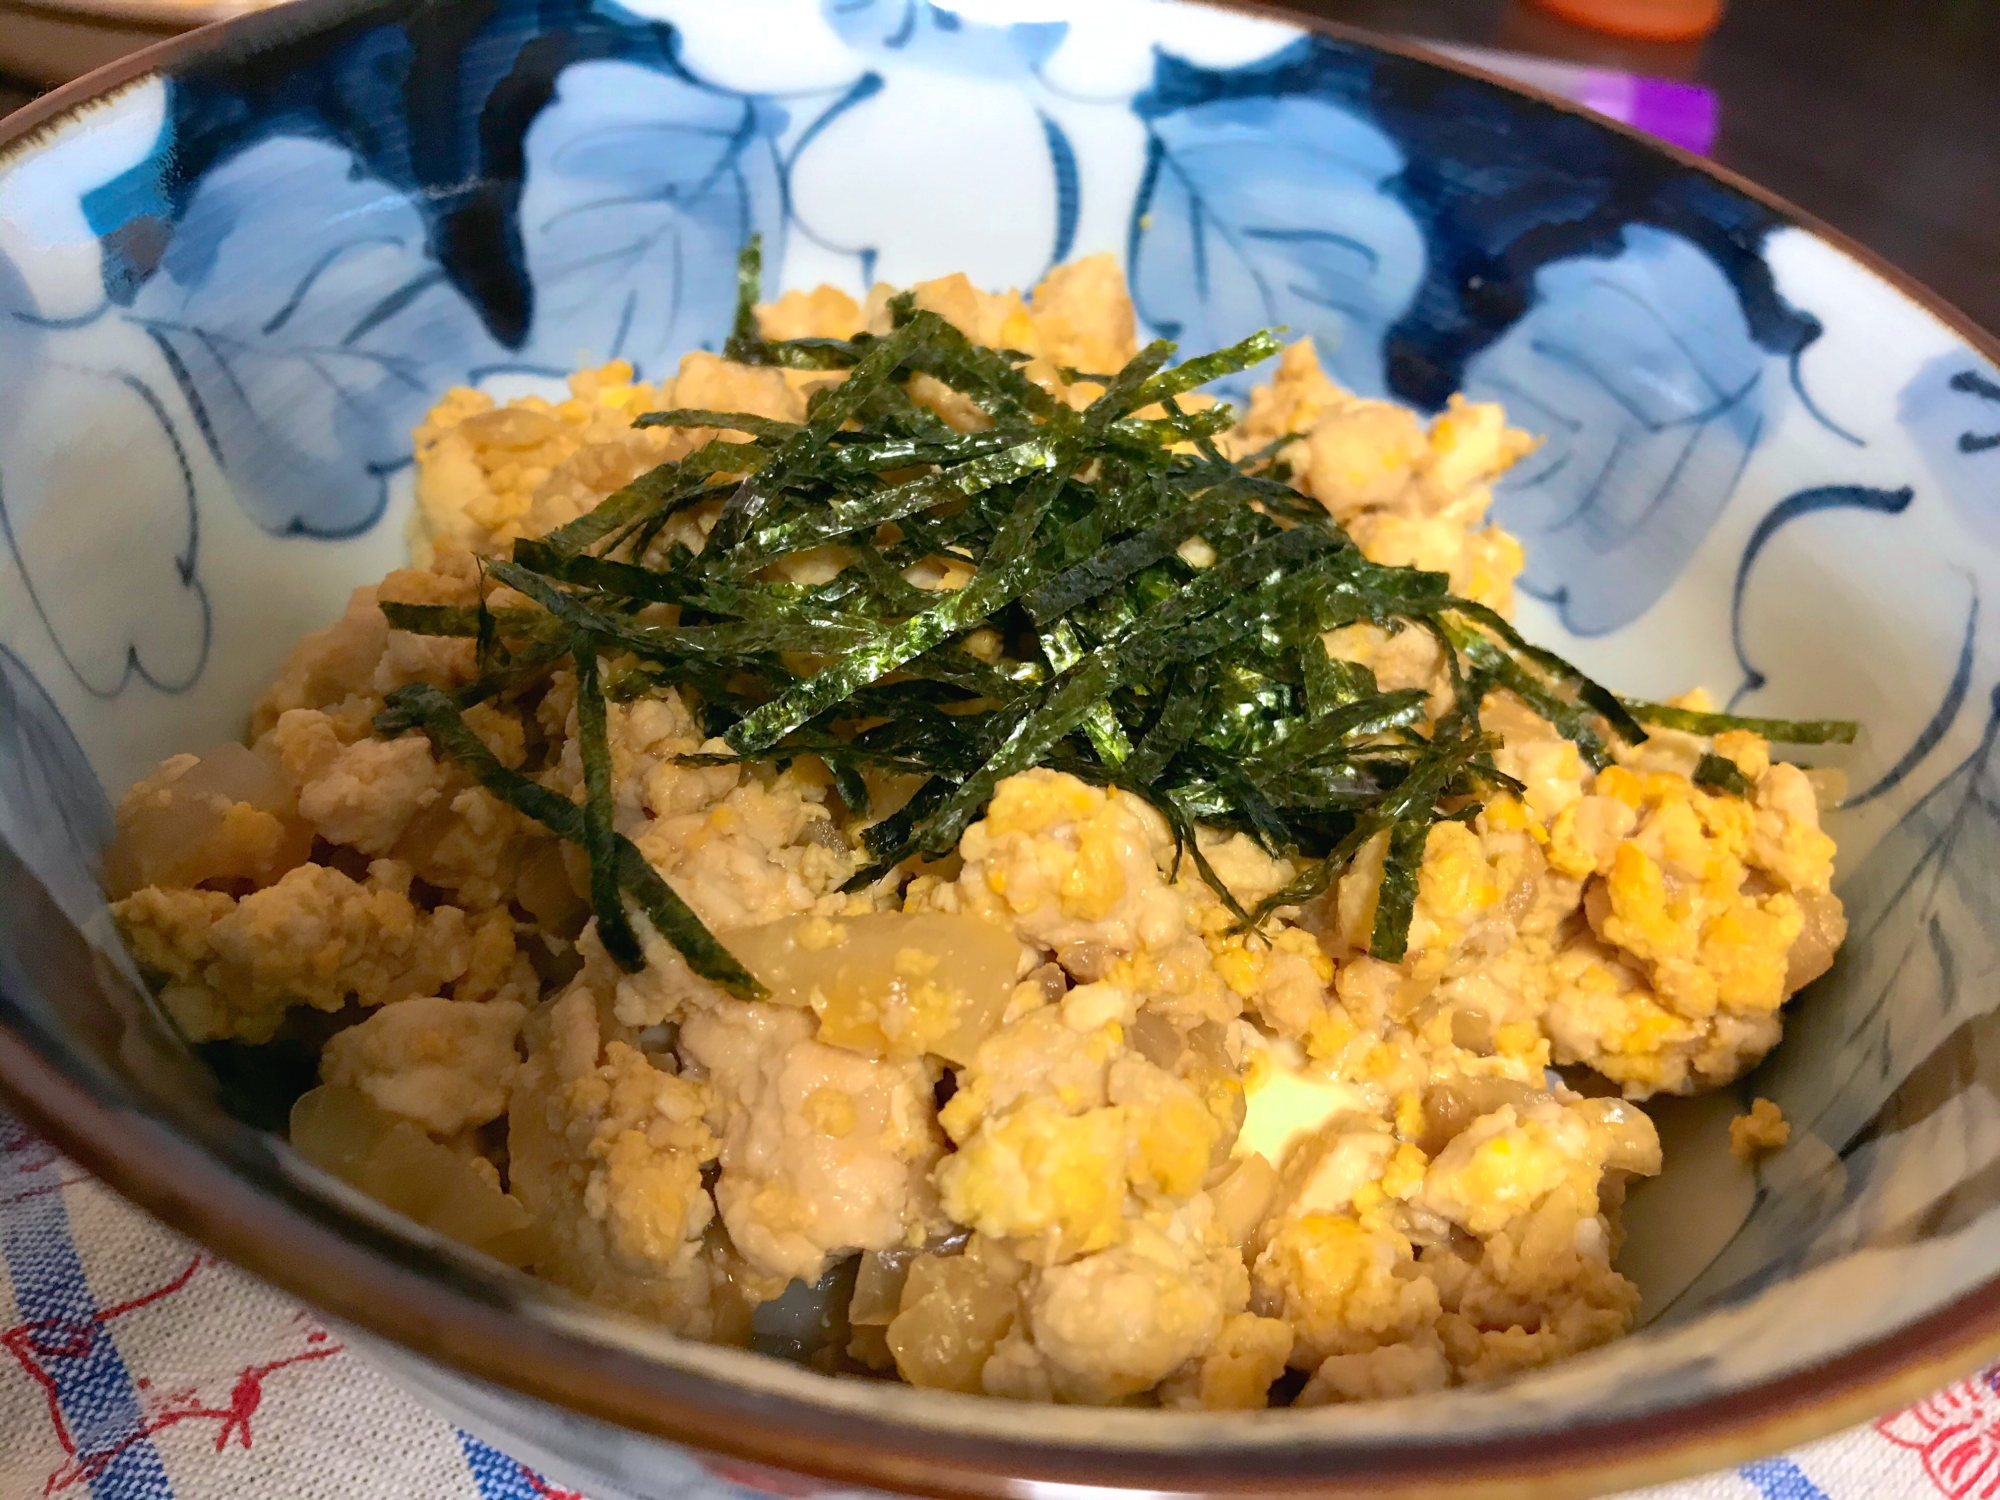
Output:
[1, 1109, 1989, 1500]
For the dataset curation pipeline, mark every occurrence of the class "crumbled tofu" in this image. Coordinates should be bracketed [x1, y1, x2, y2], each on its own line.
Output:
[507, 986, 723, 1334]
[320, 994, 527, 1137]
[1731, 1097, 1791, 1162]
[113, 860, 475, 1042]
[922, 768, 1188, 953]
[1163, 1312, 1295, 1410]
[681, 1000, 943, 1286]
[1011, 1220, 1247, 1404]
[1225, 339, 1534, 613]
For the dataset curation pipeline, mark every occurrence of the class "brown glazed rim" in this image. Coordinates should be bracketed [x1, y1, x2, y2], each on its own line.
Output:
[5, 4, 2000, 1496]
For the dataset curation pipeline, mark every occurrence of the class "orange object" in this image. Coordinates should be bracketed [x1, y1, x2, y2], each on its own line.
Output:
[1529, 0, 1724, 42]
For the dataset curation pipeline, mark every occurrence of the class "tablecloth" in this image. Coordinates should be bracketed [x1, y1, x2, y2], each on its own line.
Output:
[2, 1108, 1990, 1500]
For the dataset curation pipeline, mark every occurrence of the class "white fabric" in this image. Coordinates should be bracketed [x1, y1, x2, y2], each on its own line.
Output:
[1, 1110, 1988, 1500]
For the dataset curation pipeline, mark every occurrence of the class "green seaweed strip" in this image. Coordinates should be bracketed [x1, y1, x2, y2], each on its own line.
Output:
[516, 540, 843, 625]
[1210, 762, 1292, 854]
[1112, 406, 1237, 448]
[1125, 331, 1283, 413]
[723, 231, 764, 363]
[734, 436, 1060, 565]
[372, 646, 549, 734]
[724, 550, 1037, 754]
[1116, 525, 1339, 650]
[1694, 753, 1756, 797]
[723, 468, 1068, 754]
[1452, 599, 1648, 747]
[899, 308, 1060, 422]
[1079, 339, 1177, 431]
[706, 319, 932, 553]
[632, 409, 801, 441]
[1021, 489, 1238, 624]
[812, 429, 1024, 478]
[380, 602, 552, 639]
[1124, 666, 1211, 783]
[511, 543, 711, 610]
[572, 639, 644, 971]
[1247, 730, 1480, 929]
[378, 684, 765, 999]
[473, 563, 500, 675]
[1301, 639, 1376, 719]
[1369, 818, 1432, 963]
[538, 459, 700, 560]
[755, 336, 871, 373]
[1244, 691, 1432, 778]
[916, 655, 1119, 856]
[844, 774, 954, 885]
[488, 558, 874, 663]
[1079, 701, 1133, 767]
[1039, 620, 1085, 675]
[1625, 700, 1859, 745]
[1454, 630, 1611, 772]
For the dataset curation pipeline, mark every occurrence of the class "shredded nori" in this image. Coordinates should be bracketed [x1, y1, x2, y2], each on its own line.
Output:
[378, 683, 766, 1000]
[574, 638, 643, 969]
[1693, 752, 1756, 798]
[372, 239, 1857, 980]
[1623, 700, 1858, 745]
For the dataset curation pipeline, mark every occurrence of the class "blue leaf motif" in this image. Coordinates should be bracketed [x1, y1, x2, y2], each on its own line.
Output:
[0, 645, 114, 929]
[1766, 683, 2000, 1160]
[1729, 485, 1915, 701]
[120, 135, 501, 539]
[86, 0, 699, 347]
[0, 248, 210, 701]
[1126, 90, 1425, 398]
[823, 0, 1066, 75]
[1464, 226, 1771, 636]
[516, 60, 786, 376]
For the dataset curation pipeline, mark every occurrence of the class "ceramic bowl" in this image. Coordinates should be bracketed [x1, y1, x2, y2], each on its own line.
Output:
[5, 2, 2000, 1496]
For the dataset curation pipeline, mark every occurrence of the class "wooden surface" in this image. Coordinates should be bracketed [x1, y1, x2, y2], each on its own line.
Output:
[1, 0, 1995, 334]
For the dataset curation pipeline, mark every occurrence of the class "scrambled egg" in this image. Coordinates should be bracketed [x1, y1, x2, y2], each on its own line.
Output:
[106, 254, 1846, 1411]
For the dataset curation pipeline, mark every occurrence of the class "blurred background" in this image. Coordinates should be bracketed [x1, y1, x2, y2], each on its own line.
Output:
[2, 0, 1995, 332]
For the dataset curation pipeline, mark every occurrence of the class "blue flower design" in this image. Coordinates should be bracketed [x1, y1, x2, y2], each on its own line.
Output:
[781, 10, 1071, 293]
[1788, 683, 2000, 1154]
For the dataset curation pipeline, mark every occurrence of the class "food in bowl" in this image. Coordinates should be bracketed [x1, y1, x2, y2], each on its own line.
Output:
[104, 247, 1852, 1409]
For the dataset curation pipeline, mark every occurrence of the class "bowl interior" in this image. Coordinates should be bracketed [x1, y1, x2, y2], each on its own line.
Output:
[6, 0, 2000, 1479]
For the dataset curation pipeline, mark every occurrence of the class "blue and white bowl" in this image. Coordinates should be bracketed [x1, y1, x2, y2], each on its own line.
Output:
[5, 2, 2000, 1495]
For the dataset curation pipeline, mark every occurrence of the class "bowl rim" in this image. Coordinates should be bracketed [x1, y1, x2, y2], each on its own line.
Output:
[5, 2, 2000, 1495]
